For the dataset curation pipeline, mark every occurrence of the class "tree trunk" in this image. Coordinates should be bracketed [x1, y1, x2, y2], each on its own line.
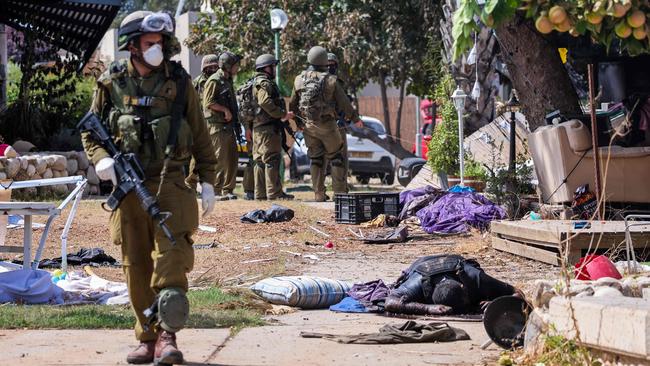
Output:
[496, 15, 581, 131]
[378, 71, 392, 140]
[395, 78, 406, 141]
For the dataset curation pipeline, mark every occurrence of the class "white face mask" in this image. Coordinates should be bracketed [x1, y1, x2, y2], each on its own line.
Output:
[143, 44, 164, 67]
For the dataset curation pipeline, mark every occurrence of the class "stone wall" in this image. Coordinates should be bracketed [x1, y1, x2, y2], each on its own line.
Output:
[0, 151, 100, 197]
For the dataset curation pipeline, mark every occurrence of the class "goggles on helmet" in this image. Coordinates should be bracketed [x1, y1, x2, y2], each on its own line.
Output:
[120, 12, 174, 37]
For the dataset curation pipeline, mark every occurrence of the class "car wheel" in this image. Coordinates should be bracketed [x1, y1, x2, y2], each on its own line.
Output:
[382, 171, 395, 185]
[357, 175, 370, 185]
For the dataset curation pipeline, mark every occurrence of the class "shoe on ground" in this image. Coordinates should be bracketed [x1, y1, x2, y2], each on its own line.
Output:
[244, 191, 255, 200]
[154, 331, 183, 366]
[255, 196, 268, 201]
[269, 192, 294, 200]
[126, 340, 155, 364]
[215, 195, 229, 201]
[225, 193, 238, 200]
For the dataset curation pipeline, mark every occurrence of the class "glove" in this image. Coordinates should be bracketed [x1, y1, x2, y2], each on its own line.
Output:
[95, 157, 117, 185]
[200, 183, 215, 218]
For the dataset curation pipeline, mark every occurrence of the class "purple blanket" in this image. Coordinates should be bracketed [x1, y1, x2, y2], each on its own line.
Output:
[399, 185, 439, 206]
[416, 192, 505, 234]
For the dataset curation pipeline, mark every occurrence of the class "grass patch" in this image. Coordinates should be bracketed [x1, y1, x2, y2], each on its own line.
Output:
[0, 287, 264, 330]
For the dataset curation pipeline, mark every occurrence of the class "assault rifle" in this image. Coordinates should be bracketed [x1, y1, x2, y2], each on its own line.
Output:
[219, 88, 246, 147]
[77, 112, 176, 246]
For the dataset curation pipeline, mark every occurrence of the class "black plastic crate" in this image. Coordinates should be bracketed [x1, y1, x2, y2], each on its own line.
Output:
[334, 192, 401, 224]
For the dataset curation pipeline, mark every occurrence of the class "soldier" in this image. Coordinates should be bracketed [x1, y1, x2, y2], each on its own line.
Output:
[81, 11, 217, 365]
[327, 52, 350, 192]
[193, 54, 218, 95]
[289, 46, 363, 202]
[203, 51, 241, 200]
[252, 54, 294, 200]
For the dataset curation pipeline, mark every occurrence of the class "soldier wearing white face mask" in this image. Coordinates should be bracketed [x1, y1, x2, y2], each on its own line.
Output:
[81, 11, 217, 365]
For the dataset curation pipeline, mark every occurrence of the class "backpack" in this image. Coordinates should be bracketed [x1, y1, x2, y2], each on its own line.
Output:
[236, 77, 260, 126]
[298, 71, 330, 123]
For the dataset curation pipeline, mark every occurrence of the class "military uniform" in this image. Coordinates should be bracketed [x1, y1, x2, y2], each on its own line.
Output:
[289, 68, 359, 199]
[82, 58, 217, 342]
[252, 72, 287, 199]
[202, 69, 238, 197]
[193, 73, 209, 96]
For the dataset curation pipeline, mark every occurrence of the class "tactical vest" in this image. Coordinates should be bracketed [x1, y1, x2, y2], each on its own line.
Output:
[296, 70, 337, 124]
[101, 59, 193, 173]
[253, 73, 284, 127]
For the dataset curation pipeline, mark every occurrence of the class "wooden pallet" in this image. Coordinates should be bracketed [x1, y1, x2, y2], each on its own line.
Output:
[491, 220, 650, 265]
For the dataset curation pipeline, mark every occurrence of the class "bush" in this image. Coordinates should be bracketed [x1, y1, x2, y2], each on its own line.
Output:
[427, 70, 460, 175]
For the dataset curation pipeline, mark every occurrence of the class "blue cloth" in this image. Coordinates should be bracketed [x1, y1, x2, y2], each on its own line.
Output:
[329, 296, 369, 313]
[448, 185, 475, 193]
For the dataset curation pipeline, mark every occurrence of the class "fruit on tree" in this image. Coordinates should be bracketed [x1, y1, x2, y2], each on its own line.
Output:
[549, 6, 568, 24]
[615, 21, 633, 38]
[587, 12, 604, 25]
[633, 26, 647, 40]
[627, 10, 646, 28]
[535, 15, 554, 34]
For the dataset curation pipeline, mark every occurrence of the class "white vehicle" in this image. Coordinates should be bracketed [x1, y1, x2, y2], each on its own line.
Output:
[289, 116, 396, 185]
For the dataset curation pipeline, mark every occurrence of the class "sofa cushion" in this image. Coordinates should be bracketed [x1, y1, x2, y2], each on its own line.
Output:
[563, 120, 592, 152]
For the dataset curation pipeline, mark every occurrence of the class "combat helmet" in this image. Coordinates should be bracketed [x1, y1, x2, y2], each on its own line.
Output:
[255, 54, 279, 70]
[218, 51, 241, 70]
[307, 46, 328, 66]
[201, 54, 219, 71]
[327, 53, 338, 64]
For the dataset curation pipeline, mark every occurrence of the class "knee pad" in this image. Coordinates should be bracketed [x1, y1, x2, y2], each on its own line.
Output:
[145, 287, 189, 333]
[311, 156, 324, 167]
[330, 153, 345, 167]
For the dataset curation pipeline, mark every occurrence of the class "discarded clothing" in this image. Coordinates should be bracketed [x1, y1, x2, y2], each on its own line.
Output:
[7, 214, 46, 230]
[57, 271, 129, 305]
[300, 321, 470, 344]
[360, 214, 400, 228]
[399, 185, 441, 207]
[329, 296, 369, 313]
[36, 247, 118, 268]
[348, 279, 390, 303]
[399, 190, 443, 221]
[417, 192, 505, 234]
[241, 204, 294, 224]
[0, 269, 64, 304]
[363, 227, 408, 244]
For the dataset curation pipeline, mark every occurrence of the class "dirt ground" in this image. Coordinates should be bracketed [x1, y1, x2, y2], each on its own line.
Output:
[1, 185, 558, 296]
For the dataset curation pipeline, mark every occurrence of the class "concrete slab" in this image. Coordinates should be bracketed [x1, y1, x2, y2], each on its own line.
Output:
[549, 296, 650, 360]
[212, 310, 499, 366]
[0, 328, 230, 365]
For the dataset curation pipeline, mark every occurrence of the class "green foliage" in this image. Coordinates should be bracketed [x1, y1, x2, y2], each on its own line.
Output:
[427, 70, 460, 174]
[452, 0, 650, 60]
[5, 62, 21, 105]
[464, 158, 487, 180]
[534, 333, 602, 366]
[0, 31, 93, 150]
[484, 154, 535, 204]
[187, 1, 438, 98]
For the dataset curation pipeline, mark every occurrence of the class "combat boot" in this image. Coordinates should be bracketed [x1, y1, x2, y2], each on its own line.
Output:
[126, 340, 155, 364]
[271, 192, 294, 200]
[154, 331, 183, 365]
[314, 192, 328, 202]
[244, 191, 255, 200]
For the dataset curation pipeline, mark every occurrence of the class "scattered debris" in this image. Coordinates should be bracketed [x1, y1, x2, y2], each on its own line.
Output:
[198, 225, 217, 233]
[192, 242, 218, 250]
[240, 258, 277, 264]
[309, 225, 331, 238]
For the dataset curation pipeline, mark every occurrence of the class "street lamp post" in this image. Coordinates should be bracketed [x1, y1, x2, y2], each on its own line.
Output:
[269, 9, 288, 87]
[451, 87, 467, 186]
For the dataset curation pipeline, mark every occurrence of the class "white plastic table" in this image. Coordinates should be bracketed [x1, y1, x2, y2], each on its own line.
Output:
[0, 176, 87, 271]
